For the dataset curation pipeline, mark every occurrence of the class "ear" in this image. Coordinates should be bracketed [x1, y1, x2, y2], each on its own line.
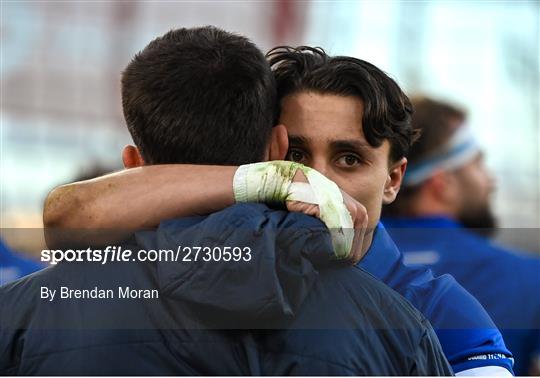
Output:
[426, 169, 458, 206]
[267, 124, 289, 161]
[383, 157, 407, 204]
[122, 145, 145, 168]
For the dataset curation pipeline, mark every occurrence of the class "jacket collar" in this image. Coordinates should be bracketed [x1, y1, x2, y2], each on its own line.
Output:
[358, 222, 403, 281]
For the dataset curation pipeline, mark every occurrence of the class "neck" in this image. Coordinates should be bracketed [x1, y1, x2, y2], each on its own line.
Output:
[409, 194, 455, 220]
[357, 226, 376, 261]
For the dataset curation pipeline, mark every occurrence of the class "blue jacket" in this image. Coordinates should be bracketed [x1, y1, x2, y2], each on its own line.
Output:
[0, 204, 452, 375]
[0, 238, 43, 285]
[359, 222, 514, 375]
[384, 216, 540, 375]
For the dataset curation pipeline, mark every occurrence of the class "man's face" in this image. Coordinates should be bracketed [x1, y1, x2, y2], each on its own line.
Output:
[452, 152, 497, 230]
[279, 91, 398, 230]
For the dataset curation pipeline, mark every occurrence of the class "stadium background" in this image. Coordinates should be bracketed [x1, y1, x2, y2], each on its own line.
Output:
[1, 1, 538, 253]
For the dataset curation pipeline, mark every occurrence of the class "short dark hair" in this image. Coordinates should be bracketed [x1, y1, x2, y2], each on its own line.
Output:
[382, 96, 467, 216]
[267, 46, 418, 162]
[121, 26, 276, 165]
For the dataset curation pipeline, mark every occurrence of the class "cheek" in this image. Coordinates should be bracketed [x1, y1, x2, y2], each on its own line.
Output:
[351, 181, 383, 205]
[335, 175, 386, 227]
[363, 186, 386, 228]
[466, 169, 489, 197]
[478, 172, 492, 194]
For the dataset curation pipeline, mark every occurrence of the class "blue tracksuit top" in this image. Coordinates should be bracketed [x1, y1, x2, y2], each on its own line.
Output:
[360, 222, 514, 374]
[384, 216, 540, 375]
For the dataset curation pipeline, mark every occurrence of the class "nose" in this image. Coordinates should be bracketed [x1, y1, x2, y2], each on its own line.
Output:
[309, 158, 330, 179]
[482, 164, 496, 193]
[487, 171, 496, 192]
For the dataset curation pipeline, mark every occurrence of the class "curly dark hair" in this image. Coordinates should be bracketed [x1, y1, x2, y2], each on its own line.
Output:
[267, 46, 419, 162]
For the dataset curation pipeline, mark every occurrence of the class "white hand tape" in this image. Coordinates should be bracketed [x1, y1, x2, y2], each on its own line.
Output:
[233, 161, 354, 259]
[299, 168, 354, 259]
[233, 161, 299, 203]
[288, 182, 318, 205]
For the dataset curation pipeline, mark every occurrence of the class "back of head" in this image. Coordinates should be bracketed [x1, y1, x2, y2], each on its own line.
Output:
[406, 96, 466, 164]
[266, 46, 417, 163]
[383, 96, 467, 216]
[122, 26, 276, 165]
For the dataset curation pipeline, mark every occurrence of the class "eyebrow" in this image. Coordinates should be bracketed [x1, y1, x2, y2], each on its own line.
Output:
[288, 135, 310, 146]
[288, 135, 371, 150]
[330, 139, 372, 152]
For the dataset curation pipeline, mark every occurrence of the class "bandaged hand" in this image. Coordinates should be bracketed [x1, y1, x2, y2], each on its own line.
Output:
[233, 161, 367, 262]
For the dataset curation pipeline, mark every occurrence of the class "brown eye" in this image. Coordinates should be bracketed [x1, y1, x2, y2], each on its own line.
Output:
[336, 155, 361, 167]
[287, 150, 306, 163]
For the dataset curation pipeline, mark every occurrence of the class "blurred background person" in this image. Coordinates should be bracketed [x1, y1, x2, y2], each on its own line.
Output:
[383, 96, 540, 376]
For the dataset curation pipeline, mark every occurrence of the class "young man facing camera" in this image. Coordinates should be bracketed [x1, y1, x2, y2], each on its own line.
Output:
[0, 27, 451, 375]
[43, 46, 514, 375]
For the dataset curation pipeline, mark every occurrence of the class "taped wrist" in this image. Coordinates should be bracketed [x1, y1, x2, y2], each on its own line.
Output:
[233, 161, 301, 204]
[233, 161, 354, 259]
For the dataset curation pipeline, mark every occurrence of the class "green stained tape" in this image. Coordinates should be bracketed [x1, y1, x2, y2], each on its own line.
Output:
[233, 161, 354, 258]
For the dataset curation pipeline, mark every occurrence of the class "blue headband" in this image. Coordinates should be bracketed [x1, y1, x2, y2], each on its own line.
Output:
[403, 125, 481, 187]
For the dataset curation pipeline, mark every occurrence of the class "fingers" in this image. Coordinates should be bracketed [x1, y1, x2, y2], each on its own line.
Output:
[292, 169, 309, 183]
[287, 193, 369, 265]
[341, 191, 368, 264]
[286, 200, 321, 218]
[349, 208, 368, 264]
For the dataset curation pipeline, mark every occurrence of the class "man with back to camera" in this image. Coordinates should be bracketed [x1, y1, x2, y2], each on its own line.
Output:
[0, 27, 452, 375]
[44, 44, 516, 375]
[382, 96, 540, 376]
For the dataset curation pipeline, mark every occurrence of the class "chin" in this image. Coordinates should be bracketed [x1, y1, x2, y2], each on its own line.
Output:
[458, 207, 497, 238]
